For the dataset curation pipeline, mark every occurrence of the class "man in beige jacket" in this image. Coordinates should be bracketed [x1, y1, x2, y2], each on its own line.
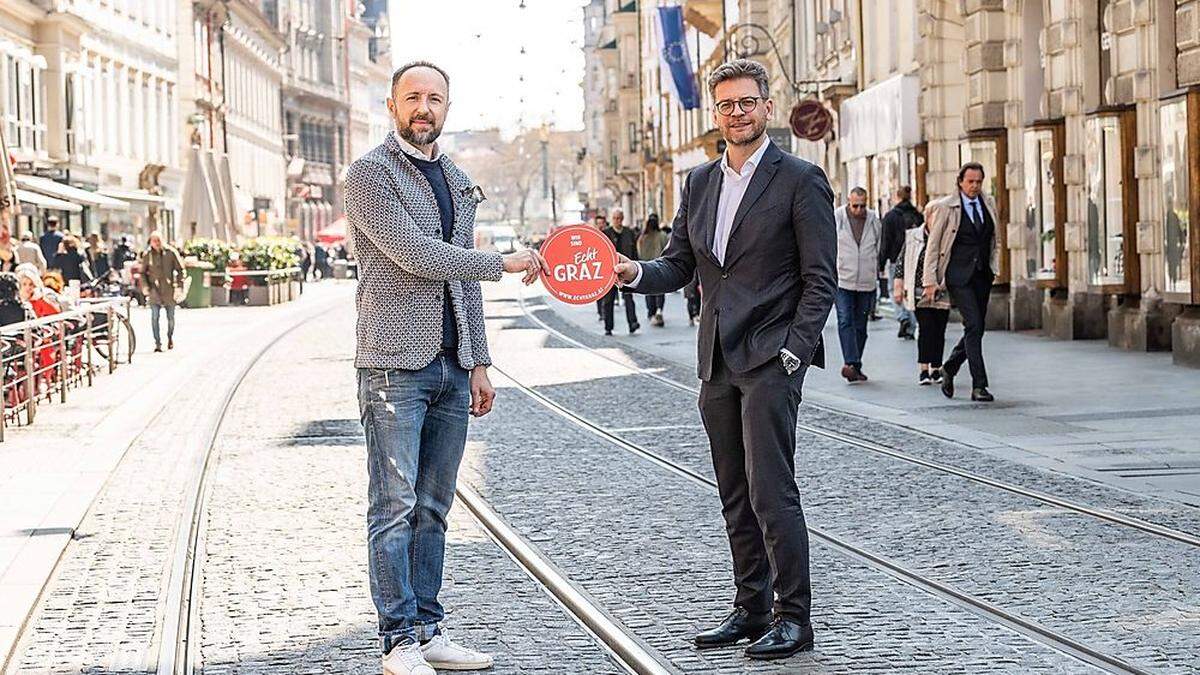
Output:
[922, 162, 999, 402]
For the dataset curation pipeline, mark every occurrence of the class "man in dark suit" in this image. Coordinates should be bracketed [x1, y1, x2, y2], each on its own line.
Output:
[922, 162, 999, 402]
[615, 58, 837, 661]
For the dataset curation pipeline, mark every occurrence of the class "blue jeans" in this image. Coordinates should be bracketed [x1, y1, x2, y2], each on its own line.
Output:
[835, 288, 874, 367]
[358, 354, 470, 653]
[887, 262, 915, 325]
[149, 303, 175, 346]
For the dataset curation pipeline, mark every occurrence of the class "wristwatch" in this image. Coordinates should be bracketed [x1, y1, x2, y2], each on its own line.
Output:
[779, 349, 803, 375]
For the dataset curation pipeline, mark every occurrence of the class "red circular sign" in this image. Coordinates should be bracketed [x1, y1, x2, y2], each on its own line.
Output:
[790, 99, 834, 142]
[538, 225, 618, 305]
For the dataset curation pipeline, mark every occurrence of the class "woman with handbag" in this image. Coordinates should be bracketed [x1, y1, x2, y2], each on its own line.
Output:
[139, 231, 186, 352]
[893, 205, 951, 385]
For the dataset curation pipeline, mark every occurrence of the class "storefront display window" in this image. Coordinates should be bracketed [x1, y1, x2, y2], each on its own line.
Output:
[1084, 115, 1127, 287]
[960, 134, 1009, 282]
[1160, 97, 1192, 299]
[1023, 126, 1064, 285]
[870, 152, 899, 215]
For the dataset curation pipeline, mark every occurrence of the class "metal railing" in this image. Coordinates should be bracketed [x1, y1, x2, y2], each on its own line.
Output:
[0, 298, 135, 442]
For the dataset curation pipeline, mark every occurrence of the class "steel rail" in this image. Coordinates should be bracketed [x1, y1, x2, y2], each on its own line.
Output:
[489, 364, 1150, 675]
[457, 483, 680, 675]
[515, 292, 1200, 550]
[156, 302, 344, 675]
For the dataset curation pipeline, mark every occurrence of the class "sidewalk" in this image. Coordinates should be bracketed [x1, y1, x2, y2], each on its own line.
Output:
[546, 287, 1200, 507]
[0, 282, 351, 668]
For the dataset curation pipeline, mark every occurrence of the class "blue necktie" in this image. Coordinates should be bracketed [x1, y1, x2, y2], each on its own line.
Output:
[970, 201, 982, 229]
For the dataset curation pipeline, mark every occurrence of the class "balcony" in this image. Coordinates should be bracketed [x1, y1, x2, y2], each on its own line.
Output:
[683, 0, 722, 37]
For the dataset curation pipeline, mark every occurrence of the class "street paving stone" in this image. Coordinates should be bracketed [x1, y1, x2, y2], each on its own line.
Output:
[464, 364, 1084, 672]
[508, 297, 1200, 674]
[197, 303, 622, 675]
[525, 298, 1200, 537]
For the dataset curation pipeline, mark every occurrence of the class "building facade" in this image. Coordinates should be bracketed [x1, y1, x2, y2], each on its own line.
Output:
[347, 0, 394, 162]
[582, 0, 1200, 366]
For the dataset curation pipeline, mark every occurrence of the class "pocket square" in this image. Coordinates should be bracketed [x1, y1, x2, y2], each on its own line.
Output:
[464, 185, 487, 204]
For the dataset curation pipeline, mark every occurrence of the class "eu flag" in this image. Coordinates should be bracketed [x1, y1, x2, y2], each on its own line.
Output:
[657, 6, 701, 110]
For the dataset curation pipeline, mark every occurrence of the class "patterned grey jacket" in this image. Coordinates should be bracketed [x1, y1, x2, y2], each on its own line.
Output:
[344, 133, 504, 370]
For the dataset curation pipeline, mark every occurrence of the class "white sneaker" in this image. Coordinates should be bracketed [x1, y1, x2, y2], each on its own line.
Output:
[420, 632, 494, 670]
[383, 642, 436, 675]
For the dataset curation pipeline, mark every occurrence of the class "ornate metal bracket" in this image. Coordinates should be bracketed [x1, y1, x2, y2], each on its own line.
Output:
[723, 23, 843, 96]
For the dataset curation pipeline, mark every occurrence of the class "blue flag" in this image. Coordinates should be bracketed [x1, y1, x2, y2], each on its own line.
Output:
[657, 6, 701, 110]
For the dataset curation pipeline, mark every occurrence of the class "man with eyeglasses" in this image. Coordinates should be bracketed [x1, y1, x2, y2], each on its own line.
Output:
[615, 58, 837, 661]
[833, 187, 883, 382]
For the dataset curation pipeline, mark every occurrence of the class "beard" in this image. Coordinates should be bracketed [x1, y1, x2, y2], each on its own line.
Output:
[725, 116, 766, 146]
[398, 114, 444, 147]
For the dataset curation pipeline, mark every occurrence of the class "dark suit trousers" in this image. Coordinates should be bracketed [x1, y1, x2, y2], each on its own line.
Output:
[601, 286, 637, 331]
[945, 271, 993, 388]
[698, 342, 811, 624]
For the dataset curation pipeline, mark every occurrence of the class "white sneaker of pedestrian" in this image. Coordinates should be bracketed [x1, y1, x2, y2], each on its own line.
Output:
[382, 642, 436, 675]
[420, 633, 495, 671]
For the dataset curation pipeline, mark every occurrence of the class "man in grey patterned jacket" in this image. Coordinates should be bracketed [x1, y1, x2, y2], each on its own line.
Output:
[343, 61, 547, 675]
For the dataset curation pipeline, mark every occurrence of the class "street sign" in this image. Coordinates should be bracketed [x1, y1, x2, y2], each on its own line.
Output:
[538, 224, 618, 305]
[790, 99, 834, 141]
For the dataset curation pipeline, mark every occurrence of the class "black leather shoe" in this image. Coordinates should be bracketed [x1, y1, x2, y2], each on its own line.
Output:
[693, 608, 771, 649]
[971, 387, 994, 402]
[744, 619, 814, 660]
[941, 368, 955, 399]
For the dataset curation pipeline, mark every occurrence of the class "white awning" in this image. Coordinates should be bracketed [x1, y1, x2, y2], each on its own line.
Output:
[97, 187, 171, 206]
[838, 73, 922, 161]
[16, 189, 83, 213]
[14, 175, 130, 211]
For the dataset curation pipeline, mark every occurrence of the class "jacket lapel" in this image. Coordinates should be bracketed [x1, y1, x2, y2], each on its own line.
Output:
[726, 143, 782, 245]
[440, 159, 476, 247]
[699, 163, 723, 267]
[385, 135, 441, 238]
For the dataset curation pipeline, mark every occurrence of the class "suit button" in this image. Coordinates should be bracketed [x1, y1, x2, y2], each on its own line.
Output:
[721, 272, 729, 279]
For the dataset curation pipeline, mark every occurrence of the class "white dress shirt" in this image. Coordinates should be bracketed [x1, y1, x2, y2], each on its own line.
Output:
[627, 136, 772, 287]
[393, 130, 442, 161]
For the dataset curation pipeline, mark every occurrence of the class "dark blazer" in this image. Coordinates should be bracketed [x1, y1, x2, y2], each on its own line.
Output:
[631, 142, 837, 380]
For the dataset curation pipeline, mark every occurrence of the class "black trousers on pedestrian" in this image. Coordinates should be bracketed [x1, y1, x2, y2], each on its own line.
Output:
[686, 294, 701, 320]
[914, 307, 949, 367]
[945, 271, 993, 388]
[699, 342, 811, 625]
[645, 294, 665, 318]
[601, 286, 637, 331]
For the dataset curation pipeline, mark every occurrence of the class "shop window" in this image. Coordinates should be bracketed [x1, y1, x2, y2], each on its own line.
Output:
[1023, 124, 1066, 287]
[1159, 96, 1194, 302]
[1084, 111, 1138, 292]
[960, 132, 1010, 283]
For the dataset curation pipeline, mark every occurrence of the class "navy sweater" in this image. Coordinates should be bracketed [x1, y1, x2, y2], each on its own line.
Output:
[408, 154, 459, 352]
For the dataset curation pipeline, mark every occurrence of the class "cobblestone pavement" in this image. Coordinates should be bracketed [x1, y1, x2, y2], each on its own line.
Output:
[6, 289, 350, 673]
[498, 295, 1200, 674]
[197, 302, 623, 675]
[526, 296, 1200, 537]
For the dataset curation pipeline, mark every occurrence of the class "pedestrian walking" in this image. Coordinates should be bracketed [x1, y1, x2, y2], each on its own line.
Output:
[601, 207, 639, 335]
[879, 185, 923, 339]
[16, 232, 46, 272]
[52, 236, 93, 284]
[616, 58, 836, 661]
[343, 60, 548, 675]
[592, 213, 607, 322]
[923, 162, 999, 402]
[38, 217, 64, 266]
[833, 187, 882, 383]
[636, 213, 668, 327]
[85, 233, 111, 281]
[683, 272, 701, 326]
[139, 230, 185, 352]
[894, 207, 950, 385]
[314, 243, 329, 280]
[0, 223, 19, 273]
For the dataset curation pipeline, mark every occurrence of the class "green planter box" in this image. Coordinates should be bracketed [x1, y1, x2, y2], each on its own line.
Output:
[183, 263, 214, 309]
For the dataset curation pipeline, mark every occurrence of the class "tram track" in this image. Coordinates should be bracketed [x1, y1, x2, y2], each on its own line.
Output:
[486, 365, 1148, 675]
[157, 299, 674, 675]
[515, 290, 1200, 550]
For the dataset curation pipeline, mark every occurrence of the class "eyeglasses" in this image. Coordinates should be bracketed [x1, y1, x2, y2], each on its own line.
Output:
[848, 204, 866, 210]
[715, 96, 763, 116]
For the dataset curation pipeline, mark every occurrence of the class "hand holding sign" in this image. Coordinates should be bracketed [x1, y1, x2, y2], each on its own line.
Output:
[503, 249, 550, 285]
[538, 225, 619, 304]
[613, 253, 639, 285]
